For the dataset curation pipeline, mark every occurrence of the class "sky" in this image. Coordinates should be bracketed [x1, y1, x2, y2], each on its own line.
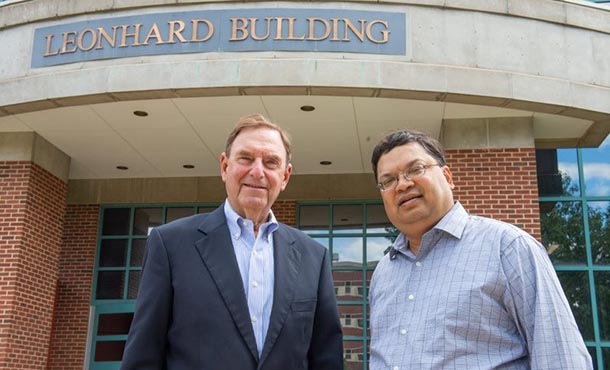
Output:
[332, 236, 390, 264]
[558, 134, 610, 210]
[558, 135, 610, 193]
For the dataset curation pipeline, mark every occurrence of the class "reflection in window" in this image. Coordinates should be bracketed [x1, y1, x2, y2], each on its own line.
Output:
[344, 341, 365, 370]
[333, 205, 363, 234]
[536, 141, 609, 369]
[594, 272, 610, 341]
[130, 239, 146, 267]
[339, 305, 364, 336]
[298, 202, 391, 370]
[587, 202, 610, 265]
[99, 239, 128, 267]
[102, 208, 130, 235]
[581, 135, 610, 197]
[590, 347, 598, 370]
[333, 238, 363, 268]
[366, 271, 373, 297]
[96, 271, 125, 300]
[556, 271, 594, 341]
[366, 237, 394, 268]
[97, 313, 133, 336]
[133, 208, 162, 235]
[299, 205, 330, 233]
[333, 271, 363, 302]
[366, 204, 393, 233]
[536, 149, 579, 196]
[94, 341, 126, 362]
[128, 270, 141, 299]
[540, 202, 586, 264]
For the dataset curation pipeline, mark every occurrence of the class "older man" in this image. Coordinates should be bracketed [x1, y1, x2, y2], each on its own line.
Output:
[368, 130, 592, 370]
[121, 114, 343, 370]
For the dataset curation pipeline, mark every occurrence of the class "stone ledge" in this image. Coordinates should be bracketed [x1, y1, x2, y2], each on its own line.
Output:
[67, 173, 381, 204]
[0, 132, 70, 182]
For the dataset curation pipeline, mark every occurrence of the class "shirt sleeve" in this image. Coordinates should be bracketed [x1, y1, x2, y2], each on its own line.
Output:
[500, 233, 593, 370]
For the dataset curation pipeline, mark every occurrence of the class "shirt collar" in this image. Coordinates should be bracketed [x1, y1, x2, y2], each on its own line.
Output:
[433, 201, 468, 240]
[391, 201, 468, 256]
[223, 200, 279, 242]
[390, 233, 415, 259]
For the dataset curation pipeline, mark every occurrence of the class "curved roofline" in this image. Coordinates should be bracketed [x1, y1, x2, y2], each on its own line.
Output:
[1, 0, 609, 34]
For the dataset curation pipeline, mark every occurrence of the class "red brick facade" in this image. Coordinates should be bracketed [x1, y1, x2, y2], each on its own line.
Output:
[0, 162, 67, 370]
[447, 148, 541, 240]
[272, 200, 297, 227]
[47, 205, 99, 370]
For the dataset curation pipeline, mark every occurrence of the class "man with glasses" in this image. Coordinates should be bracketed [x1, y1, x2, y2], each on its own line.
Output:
[368, 130, 592, 370]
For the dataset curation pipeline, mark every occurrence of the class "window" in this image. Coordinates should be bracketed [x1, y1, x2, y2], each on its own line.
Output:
[91, 205, 217, 370]
[537, 135, 610, 370]
[298, 201, 397, 370]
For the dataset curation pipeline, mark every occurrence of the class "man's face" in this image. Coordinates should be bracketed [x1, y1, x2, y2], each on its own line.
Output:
[377, 142, 455, 237]
[220, 127, 292, 220]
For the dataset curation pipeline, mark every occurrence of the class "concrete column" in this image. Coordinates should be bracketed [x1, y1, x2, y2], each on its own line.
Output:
[0, 132, 70, 369]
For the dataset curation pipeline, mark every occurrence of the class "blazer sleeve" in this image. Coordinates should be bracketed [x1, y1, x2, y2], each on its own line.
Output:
[120, 228, 172, 370]
[307, 247, 344, 370]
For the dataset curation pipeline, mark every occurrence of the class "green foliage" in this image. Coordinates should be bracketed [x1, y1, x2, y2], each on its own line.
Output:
[540, 172, 610, 343]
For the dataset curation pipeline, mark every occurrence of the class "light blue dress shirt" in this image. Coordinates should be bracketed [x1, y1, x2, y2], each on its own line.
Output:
[224, 201, 278, 357]
[369, 202, 592, 370]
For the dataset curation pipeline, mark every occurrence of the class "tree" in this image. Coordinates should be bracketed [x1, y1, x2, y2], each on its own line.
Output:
[540, 173, 610, 342]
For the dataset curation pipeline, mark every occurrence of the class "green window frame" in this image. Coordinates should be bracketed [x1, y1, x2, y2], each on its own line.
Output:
[538, 148, 610, 370]
[296, 201, 397, 370]
[90, 204, 218, 370]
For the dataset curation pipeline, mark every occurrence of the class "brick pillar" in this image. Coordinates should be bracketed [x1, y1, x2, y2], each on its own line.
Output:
[47, 205, 99, 370]
[273, 200, 297, 227]
[0, 133, 69, 369]
[0, 162, 67, 369]
[447, 148, 541, 240]
[442, 116, 540, 240]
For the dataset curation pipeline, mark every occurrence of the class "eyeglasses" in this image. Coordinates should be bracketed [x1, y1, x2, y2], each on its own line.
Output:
[376, 164, 442, 192]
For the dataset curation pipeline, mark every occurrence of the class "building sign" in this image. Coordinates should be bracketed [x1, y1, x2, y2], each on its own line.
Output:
[31, 9, 406, 68]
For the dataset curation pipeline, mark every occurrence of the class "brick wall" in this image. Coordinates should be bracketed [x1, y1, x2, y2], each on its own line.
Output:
[446, 148, 540, 240]
[273, 200, 296, 227]
[0, 162, 67, 370]
[47, 205, 99, 370]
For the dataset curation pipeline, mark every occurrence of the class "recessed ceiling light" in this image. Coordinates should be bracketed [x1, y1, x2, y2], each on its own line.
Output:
[300, 105, 315, 112]
[320, 161, 332, 166]
[116, 165, 129, 170]
[183, 164, 195, 169]
[133, 110, 148, 117]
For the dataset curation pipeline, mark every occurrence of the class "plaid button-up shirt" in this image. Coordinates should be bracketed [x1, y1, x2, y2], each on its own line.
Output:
[369, 202, 592, 370]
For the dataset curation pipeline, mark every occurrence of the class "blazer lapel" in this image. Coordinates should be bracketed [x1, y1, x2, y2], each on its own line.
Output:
[258, 225, 301, 367]
[194, 206, 259, 363]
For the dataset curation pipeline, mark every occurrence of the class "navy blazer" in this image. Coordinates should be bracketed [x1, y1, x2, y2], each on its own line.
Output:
[120, 204, 343, 370]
